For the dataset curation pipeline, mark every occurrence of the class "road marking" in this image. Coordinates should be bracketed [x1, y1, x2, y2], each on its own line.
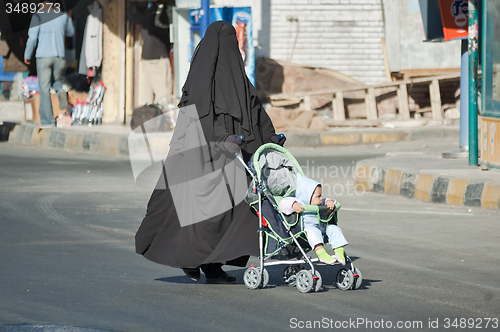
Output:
[36, 194, 70, 224]
[342, 207, 473, 216]
[83, 224, 135, 237]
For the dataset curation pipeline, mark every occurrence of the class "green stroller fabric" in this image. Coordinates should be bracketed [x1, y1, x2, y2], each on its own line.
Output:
[244, 143, 340, 258]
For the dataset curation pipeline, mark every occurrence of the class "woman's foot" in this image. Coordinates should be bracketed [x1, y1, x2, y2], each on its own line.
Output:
[182, 267, 201, 281]
[201, 263, 236, 284]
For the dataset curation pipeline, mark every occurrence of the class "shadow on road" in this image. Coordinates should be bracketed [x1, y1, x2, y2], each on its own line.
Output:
[155, 262, 381, 292]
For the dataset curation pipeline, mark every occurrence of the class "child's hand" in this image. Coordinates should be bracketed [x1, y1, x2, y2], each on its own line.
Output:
[325, 199, 336, 210]
[292, 202, 304, 213]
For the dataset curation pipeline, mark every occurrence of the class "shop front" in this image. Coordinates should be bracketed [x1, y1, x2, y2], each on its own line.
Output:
[480, 0, 500, 168]
[0, 0, 114, 125]
[2, 0, 254, 127]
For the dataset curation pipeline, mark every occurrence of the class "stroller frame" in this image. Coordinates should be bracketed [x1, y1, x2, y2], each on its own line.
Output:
[235, 143, 362, 293]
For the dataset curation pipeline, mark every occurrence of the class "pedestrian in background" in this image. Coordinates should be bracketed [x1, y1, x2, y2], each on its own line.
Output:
[24, 1, 74, 127]
[139, 1, 172, 105]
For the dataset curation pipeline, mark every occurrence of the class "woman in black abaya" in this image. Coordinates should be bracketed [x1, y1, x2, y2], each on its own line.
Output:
[135, 21, 285, 283]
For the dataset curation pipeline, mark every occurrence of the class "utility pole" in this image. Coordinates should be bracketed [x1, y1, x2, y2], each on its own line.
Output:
[468, 0, 479, 166]
[200, 0, 210, 38]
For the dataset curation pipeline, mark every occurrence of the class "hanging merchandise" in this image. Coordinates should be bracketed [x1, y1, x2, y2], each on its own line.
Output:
[72, 80, 105, 126]
[85, 2, 103, 68]
[79, 1, 103, 77]
[20, 76, 39, 98]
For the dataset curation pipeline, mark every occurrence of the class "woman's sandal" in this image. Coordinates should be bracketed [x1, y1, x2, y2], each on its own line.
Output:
[182, 267, 201, 281]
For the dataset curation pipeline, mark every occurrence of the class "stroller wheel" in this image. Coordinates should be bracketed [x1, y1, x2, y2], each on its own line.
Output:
[351, 267, 363, 290]
[283, 265, 301, 287]
[296, 270, 314, 293]
[313, 270, 322, 292]
[258, 267, 269, 289]
[336, 268, 354, 291]
[244, 267, 261, 290]
[244, 267, 268, 289]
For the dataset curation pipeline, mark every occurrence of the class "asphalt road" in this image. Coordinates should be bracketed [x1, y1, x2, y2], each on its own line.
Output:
[1, 138, 499, 332]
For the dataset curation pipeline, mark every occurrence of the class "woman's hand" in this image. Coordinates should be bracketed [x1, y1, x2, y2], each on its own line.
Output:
[269, 134, 286, 146]
[224, 135, 242, 153]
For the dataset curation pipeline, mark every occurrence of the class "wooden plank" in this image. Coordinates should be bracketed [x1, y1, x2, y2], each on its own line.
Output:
[125, 21, 134, 117]
[325, 119, 379, 127]
[365, 87, 378, 120]
[414, 106, 432, 114]
[400, 68, 460, 77]
[397, 83, 410, 120]
[301, 95, 312, 111]
[429, 79, 443, 120]
[381, 37, 392, 83]
[412, 74, 460, 84]
[133, 24, 142, 108]
[333, 91, 345, 121]
[270, 98, 301, 107]
[267, 73, 460, 100]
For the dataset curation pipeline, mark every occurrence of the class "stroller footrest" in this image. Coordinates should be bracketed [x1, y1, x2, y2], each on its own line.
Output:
[264, 258, 319, 266]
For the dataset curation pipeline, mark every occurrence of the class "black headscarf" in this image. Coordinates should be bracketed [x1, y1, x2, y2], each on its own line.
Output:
[178, 21, 271, 154]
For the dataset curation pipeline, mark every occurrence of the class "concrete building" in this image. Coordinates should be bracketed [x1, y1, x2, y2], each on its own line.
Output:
[208, 0, 461, 84]
[101, 0, 462, 122]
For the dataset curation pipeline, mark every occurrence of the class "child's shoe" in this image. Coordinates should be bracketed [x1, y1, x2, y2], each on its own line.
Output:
[333, 253, 346, 266]
[316, 247, 336, 265]
[333, 247, 346, 266]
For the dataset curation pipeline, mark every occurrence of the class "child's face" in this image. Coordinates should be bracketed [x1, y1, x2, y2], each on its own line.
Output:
[310, 185, 323, 205]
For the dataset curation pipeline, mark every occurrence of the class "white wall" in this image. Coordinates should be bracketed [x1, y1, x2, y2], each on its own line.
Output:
[176, 0, 462, 85]
[269, 0, 387, 84]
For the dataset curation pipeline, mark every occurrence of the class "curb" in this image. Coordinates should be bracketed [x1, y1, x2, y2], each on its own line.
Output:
[8, 124, 174, 158]
[355, 164, 500, 210]
[8, 124, 130, 156]
[291, 126, 458, 147]
[6, 123, 459, 155]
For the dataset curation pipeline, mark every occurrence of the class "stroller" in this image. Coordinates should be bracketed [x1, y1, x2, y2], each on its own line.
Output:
[236, 142, 362, 293]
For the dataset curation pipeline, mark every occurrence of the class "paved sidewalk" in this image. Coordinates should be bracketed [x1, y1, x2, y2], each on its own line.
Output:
[355, 153, 500, 210]
[7, 123, 134, 156]
[6, 121, 459, 156]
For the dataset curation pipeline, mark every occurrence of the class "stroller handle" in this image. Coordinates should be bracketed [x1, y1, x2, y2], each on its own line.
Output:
[233, 133, 285, 177]
[235, 134, 284, 143]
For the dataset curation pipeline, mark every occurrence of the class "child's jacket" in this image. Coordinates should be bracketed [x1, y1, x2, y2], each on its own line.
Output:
[279, 174, 324, 226]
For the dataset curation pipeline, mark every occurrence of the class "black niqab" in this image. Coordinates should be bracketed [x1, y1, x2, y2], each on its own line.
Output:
[135, 21, 277, 268]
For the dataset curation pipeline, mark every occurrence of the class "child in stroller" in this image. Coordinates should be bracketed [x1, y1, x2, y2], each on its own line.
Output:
[279, 174, 348, 266]
[240, 142, 361, 293]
